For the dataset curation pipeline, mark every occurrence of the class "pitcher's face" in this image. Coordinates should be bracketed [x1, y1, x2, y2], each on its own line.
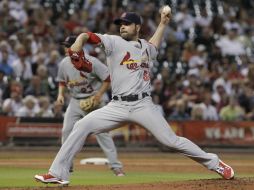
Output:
[119, 22, 140, 41]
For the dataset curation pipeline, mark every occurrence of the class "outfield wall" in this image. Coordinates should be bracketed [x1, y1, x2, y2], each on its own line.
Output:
[0, 116, 254, 147]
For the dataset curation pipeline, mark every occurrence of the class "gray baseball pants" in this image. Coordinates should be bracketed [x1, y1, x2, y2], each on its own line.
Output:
[50, 97, 219, 180]
[62, 98, 122, 170]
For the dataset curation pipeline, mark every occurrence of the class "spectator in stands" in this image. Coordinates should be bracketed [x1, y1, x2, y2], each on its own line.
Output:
[16, 95, 39, 117]
[164, 31, 182, 63]
[188, 44, 207, 69]
[0, 1, 19, 36]
[213, 70, 232, 97]
[195, 8, 212, 28]
[32, 51, 46, 72]
[194, 27, 215, 53]
[35, 64, 49, 95]
[83, 0, 103, 22]
[174, 3, 194, 33]
[238, 84, 254, 113]
[46, 50, 60, 81]
[140, 3, 156, 40]
[181, 41, 196, 63]
[11, 44, 33, 81]
[212, 69, 232, 97]
[199, 93, 219, 120]
[36, 96, 54, 117]
[7, 35, 19, 60]
[216, 27, 245, 56]
[191, 105, 203, 120]
[0, 39, 16, 61]
[0, 48, 14, 77]
[210, 14, 225, 35]
[24, 76, 45, 97]
[167, 85, 186, 116]
[212, 83, 229, 113]
[238, 28, 253, 54]
[197, 60, 209, 83]
[168, 99, 190, 120]
[52, 101, 64, 118]
[183, 69, 203, 105]
[64, 12, 82, 33]
[227, 63, 245, 83]
[223, 12, 241, 33]
[2, 81, 23, 116]
[219, 96, 245, 121]
[239, 56, 251, 79]
[8, 0, 28, 25]
[168, 23, 186, 44]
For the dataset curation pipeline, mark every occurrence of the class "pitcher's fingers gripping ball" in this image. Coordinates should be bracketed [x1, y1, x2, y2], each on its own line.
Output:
[159, 5, 171, 24]
[162, 5, 171, 15]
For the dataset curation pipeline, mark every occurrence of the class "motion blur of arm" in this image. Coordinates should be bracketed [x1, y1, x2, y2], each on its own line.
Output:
[149, 7, 171, 49]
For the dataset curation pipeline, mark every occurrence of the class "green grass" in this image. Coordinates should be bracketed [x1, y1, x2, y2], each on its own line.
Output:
[0, 167, 253, 188]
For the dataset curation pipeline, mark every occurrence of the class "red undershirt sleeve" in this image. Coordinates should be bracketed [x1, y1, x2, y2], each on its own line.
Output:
[86, 32, 101, 44]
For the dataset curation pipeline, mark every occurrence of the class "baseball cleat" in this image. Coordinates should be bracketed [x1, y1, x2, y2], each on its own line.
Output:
[214, 160, 234, 180]
[112, 168, 125, 177]
[34, 173, 69, 185]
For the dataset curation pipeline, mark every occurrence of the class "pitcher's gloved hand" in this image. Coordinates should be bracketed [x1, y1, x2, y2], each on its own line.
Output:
[68, 49, 92, 72]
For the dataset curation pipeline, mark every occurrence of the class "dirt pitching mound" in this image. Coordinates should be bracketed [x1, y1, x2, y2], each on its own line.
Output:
[3, 177, 253, 190]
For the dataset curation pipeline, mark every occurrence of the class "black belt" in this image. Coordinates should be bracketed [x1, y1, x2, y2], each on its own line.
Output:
[112, 92, 150, 102]
[73, 97, 87, 100]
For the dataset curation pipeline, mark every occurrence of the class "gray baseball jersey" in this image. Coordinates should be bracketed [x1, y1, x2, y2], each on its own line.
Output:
[56, 55, 122, 169]
[96, 34, 157, 96]
[57, 55, 109, 99]
[49, 34, 219, 181]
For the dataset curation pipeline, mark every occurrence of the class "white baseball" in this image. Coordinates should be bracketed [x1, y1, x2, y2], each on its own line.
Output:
[162, 5, 171, 15]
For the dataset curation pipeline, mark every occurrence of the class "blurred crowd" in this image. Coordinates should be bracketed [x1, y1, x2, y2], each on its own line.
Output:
[0, 0, 254, 121]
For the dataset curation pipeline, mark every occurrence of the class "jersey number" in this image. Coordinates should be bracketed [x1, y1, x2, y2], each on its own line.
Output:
[81, 84, 94, 93]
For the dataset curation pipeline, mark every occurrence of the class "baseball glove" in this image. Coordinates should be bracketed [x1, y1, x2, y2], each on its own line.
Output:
[68, 49, 92, 72]
[80, 96, 97, 112]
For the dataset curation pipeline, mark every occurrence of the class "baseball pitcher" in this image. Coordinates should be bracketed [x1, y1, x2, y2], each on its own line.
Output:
[35, 6, 234, 185]
[55, 36, 124, 176]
